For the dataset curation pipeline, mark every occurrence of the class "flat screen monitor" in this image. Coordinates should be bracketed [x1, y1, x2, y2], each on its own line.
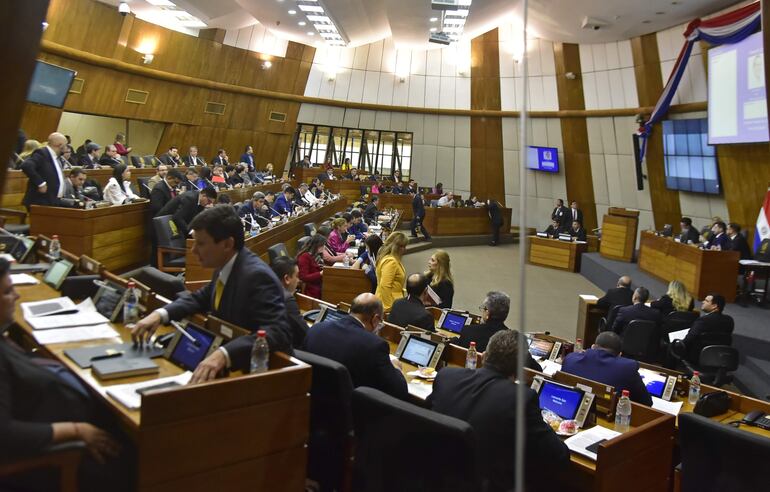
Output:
[708, 31, 768, 144]
[26, 60, 76, 108]
[319, 307, 346, 324]
[43, 260, 74, 290]
[537, 380, 585, 420]
[529, 339, 555, 359]
[638, 368, 667, 399]
[663, 118, 721, 194]
[439, 312, 468, 334]
[526, 146, 559, 173]
[399, 336, 439, 368]
[168, 324, 216, 371]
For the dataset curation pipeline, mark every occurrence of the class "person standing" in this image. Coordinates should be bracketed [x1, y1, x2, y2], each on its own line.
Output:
[375, 232, 408, 311]
[487, 199, 503, 246]
[20, 132, 68, 209]
[410, 187, 431, 241]
[113, 133, 132, 157]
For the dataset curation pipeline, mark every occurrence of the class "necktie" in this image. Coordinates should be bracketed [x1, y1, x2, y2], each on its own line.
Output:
[214, 278, 224, 310]
[573, 209, 576, 220]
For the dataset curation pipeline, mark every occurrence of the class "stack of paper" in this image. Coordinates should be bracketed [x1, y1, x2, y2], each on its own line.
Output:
[651, 397, 683, 416]
[21, 297, 76, 318]
[32, 324, 120, 345]
[24, 298, 109, 330]
[668, 328, 690, 342]
[107, 372, 193, 410]
[408, 380, 433, 400]
[10, 273, 39, 285]
[540, 360, 563, 376]
[565, 425, 621, 461]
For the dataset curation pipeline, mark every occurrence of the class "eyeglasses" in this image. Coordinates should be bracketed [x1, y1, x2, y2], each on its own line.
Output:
[478, 305, 488, 312]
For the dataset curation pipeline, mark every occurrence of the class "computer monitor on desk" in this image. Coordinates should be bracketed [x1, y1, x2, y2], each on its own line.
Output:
[531, 377, 595, 428]
[437, 310, 471, 334]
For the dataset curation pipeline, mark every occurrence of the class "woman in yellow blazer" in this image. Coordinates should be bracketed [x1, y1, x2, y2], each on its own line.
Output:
[375, 232, 408, 311]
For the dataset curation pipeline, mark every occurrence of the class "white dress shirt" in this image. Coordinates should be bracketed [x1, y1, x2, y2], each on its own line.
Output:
[304, 190, 320, 206]
[44, 146, 65, 198]
[103, 177, 139, 205]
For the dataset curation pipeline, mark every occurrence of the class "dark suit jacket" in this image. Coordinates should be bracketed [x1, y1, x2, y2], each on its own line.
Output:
[562, 349, 652, 406]
[412, 194, 425, 219]
[363, 202, 379, 223]
[149, 179, 175, 216]
[98, 155, 122, 168]
[650, 295, 694, 316]
[211, 156, 229, 167]
[428, 367, 569, 492]
[596, 286, 633, 310]
[456, 319, 506, 352]
[706, 232, 729, 250]
[181, 178, 200, 192]
[286, 293, 308, 348]
[611, 303, 662, 335]
[729, 233, 752, 260]
[552, 206, 571, 229]
[544, 225, 564, 238]
[274, 194, 292, 215]
[21, 148, 62, 208]
[158, 153, 181, 167]
[164, 249, 291, 370]
[182, 155, 205, 167]
[679, 227, 700, 244]
[569, 207, 583, 226]
[570, 227, 587, 242]
[682, 311, 734, 363]
[239, 153, 255, 172]
[77, 154, 99, 169]
[302, 315, 408, 399]
[387, 297, 435, 332]
[426, 275, 454, 309]
[157, 190, 202, 236]
[488, 200, 503, 227]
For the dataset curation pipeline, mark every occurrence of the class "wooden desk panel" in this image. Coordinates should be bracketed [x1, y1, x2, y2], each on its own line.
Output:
[528, 236, 587, 272]
[576, 295, 605, 347]
[423, 206, 511, 236]
[321, 266, 372, 306]
[638, 231, 740, 301]
[326, 180, 367, 202]
[377, 193, 415, 220]
[600, 210, 639, 262]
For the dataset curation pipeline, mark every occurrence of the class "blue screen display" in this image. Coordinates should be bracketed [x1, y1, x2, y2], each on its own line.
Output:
[322, 309, 346, 323]
[526, 146, 560, 173]
[170, 324, 215, 370]
[538, 381, 583, 420]
[26, 61, 76, 108]
[663, 119, 720, 195]
[440, 313, 466, 333]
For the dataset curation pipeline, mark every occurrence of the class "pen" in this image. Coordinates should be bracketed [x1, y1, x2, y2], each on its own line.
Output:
[170, 321, 201, 346]
[90, 351, 124, 361]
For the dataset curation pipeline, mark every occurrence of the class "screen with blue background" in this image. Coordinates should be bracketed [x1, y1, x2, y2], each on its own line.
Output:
[538, 381, 583, 420]
[526, 146, 560, 173]
[26, 61, 76, 108]
[440, 313, 466, 333]
[170, 324, 215, 370]
[663, 119, 720, 195]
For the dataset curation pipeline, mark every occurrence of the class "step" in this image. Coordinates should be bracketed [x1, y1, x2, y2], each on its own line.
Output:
[733, 361, 770, 402]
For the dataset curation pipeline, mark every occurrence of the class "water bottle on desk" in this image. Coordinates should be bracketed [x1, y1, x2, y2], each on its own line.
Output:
[574, 338, 584, 353]
[465, 342, 477, 369]
[688, 371, 701, 405]
[614, 390, 632, 432]
[250, 330, 270, 374]
[123, 281, 140, 325]
[49, 235, 61, 260]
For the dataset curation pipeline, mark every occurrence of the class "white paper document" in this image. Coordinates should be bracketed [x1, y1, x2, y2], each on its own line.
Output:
[32, 323, 120, 345]
[26, 298, 109, 330]
[10, 274, 39, 285]
[540, 359, 562, 377]
[668, 328, 690, 343]
[651, 397, 683, 416]
[21, 297, 76, 318]
[408, 380, 433, 400]
[107, 372, 193, 410]
[564, 425, 621, 461]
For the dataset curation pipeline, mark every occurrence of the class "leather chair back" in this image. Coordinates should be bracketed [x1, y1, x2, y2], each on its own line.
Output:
[662, 310, 699, 335]
[137, 178, 152, 199]
[268, 242, 289, 265]
[686, 331, 732, 365]
[130, 155, 143, 168]
[296, 236, 311, 253]
[621, 320, 660, 362]
[304, 222, 317, 236]
[688, 345, 739, 387]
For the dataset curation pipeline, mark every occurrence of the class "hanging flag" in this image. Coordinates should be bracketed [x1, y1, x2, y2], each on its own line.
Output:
[755, 186, 770, 252]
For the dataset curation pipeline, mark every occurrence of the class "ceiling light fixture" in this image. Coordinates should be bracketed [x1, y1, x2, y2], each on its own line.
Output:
[307, 31, 315, 35]
[297, 0, 349, 47]
[430, 17, 438, 22]
[262, 60, 272, 69]
[430, 0, 473, 44]
[298, 21, 306, 26]
[142, 53, 154, 64]
[429, 27, 437, 32]
[288, 9, 296, 15]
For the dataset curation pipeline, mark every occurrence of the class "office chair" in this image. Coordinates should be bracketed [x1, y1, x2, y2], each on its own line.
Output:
[137, 178, 152, 199]
[679, 412, 770, 492]
[351, 387, 481, 492]
[0, 442, 85, 492]
[267, 243, 289, 265]
[122, 266, 185, 300]
[142, 155, 157, 168]
[152, 215, 186, 273]
[598, 304, 623, 333]
[681, 345, 739, 387]
[130, 155, 143, 168]
[0, 208, 30, 235]
[294, 350, 355, 492]
[304, 222, 317, 236]
[296, 236, 311, 254]
[620, 320, 660, 363]
[661, 310, 699, 336]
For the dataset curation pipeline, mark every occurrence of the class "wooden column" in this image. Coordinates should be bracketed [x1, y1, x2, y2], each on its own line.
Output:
[554, 42, 598, 231]
[631, 34, 682, 229]
[470, 28, 505, 205]
[199, 28, 226, 44]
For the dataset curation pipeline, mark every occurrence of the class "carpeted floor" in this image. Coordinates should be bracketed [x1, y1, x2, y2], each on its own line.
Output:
[401, 243, 604, 340]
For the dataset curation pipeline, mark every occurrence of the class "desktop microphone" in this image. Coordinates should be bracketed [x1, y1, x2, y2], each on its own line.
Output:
[170, 320, 201, 346]
[252, 213, 271, 226]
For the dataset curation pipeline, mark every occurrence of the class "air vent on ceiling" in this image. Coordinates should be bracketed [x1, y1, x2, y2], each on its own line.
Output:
[204, 101, 226, 115]
[125, 88, 149, 105]
[269, 111, 287, 122]
[69, 78, 84, 94]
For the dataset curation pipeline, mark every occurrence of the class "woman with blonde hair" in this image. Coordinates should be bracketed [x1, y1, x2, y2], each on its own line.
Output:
[18, 140, 41, 160]
[651, 280, 694, 315]
[375, 232, 408, 311]
[425, 249, 454, 308]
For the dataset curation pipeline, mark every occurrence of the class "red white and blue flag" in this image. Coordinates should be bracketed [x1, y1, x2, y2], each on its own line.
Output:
[755, 186, 770, 252]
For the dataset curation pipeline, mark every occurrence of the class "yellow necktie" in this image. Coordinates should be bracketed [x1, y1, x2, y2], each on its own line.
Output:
[214, 279, 224, 310]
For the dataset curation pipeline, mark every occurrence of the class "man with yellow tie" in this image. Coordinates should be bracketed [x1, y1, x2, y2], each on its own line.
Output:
[131, 205, 291, 383]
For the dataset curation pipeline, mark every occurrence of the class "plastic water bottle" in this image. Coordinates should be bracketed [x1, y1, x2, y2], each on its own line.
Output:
[574, 338, 584, 353]
[465, 342, 477, 369]
[250, 330, 270, 374]
[614, 390, 632, 432]
[688, 371, 701, 405]
[122, 281, 140, 325]
[49, 235, 61, 260]
[343, 255, 350, 267]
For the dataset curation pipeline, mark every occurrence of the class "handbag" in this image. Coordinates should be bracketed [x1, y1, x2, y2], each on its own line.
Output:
[693, 390, 731, 418]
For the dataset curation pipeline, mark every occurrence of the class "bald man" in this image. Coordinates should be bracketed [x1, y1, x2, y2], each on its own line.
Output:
[21, 132, 68, 209]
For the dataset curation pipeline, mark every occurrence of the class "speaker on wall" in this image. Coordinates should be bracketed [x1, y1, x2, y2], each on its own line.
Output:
[632, 133, 644, 191]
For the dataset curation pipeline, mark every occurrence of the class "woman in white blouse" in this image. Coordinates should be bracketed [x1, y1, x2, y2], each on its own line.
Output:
[103, 164, 139, 205]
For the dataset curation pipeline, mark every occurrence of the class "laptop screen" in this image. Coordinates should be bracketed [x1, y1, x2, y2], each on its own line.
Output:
[399, 337, 439, 367]
[638, 368, 667, 398]
[440, 312, 467, 333]
[529, 339, 555, 359]
[320, 308, 346, 323]
[43, 260, 74, 289]
[538, 380, 584, 420]
[169, 324, 216, 371]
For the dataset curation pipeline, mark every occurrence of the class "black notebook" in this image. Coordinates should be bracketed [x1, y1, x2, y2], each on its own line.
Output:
[92, 357, 159, 381]
[65, 342, 165, 369]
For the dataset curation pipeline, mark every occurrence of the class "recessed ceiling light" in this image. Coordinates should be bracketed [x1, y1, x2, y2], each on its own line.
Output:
[298, 21, 306, 26]
[642, 20, 652, 23]
[429, 27, 437, 32]
[288, 10, 296, 15]
[430, 17, 438, 22]
[655, 11, 665, 15]
[307, 31, 315, 36]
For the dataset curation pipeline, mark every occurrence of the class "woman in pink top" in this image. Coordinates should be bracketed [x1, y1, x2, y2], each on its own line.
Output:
[370, 181, 381, 194]
[327, 217, 355, 254]
[114, 133, 131, 156]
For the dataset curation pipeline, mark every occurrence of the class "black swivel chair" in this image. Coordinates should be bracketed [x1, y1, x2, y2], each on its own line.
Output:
[679, 412, 770, 492]
[599, 304, 623, 333]
[296, 236, 311, 253]
[620, 320, 660, 363]
[143, 155, 157, 168]
[661, 310, 699, 336]
[130, 155, 143, 168]
[351, 387, 481, 492]
[294, 350, 355, 492]
[122, 266, 185, 300]
[152, 215, 186, 273]
[267, 243, 289, 265]
[137, 178, 152, 199]
[304, 222, 317, 236]
[681, 345, 739, 387]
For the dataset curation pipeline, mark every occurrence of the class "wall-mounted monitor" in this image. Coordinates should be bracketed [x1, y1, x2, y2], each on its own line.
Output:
[26, 60, 77, 108]
[526, 146, 559, 173]
[663, 118, 721, 195]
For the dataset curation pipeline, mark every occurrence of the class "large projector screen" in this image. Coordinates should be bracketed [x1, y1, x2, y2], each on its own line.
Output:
[708, 31, 769, 144]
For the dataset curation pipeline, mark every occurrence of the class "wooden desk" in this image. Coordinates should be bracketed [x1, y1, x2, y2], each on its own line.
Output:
[576, 295, 605, 347]
[326, 180, 367, 202]
[292, 166, 326, 183]
[218, 181, 287, 202]
[376, 193, 415, 220]
[600, 207, 639, 262]
[30, 202, 151, 272]
[11, 280, 311, 491]
[185, 198, 348, 282]
[528, 236, 587, 272]
[423, 206, 511, 236]
[321, 266, 373, 306]
[638, 231, 740, 301]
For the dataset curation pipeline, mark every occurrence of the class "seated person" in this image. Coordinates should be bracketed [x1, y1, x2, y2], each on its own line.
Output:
[62, 168, 89, 204]
[182, 168, 200, 192]
[370, 181, 381, 194]
[679, 294, 734, 364]
[149, 169, 183, 216]
[183, 146, 205, 167]
[274, 187, 296, 215]
[387, 273, 435, 332]
[611, 287, 662, 335]
[651, 280, 694, 315]
[348, 209, 369, 240]
[596, 275, 634, 328]
[327, 217, 355, 255]
[197, 166, 216, 189]
[344, 168, 360, 180]
[210, 165, 227, 188]
[157, 146, 181, 167]
[543, 218, 564, 238]
[727, 223, 752, 260]
[363, 195, 379, 223]
[392, 181, 407, 194]
[437, 192, 454, 207]
[147, 164, 168, 191]
[238, 191, 271, 225]
[225, 165, 243, 188]
[302, 293, 407, 399]
[569, 220, 586, 241]
[98, 145, 122, 167]
[351, 234, 383, 292]
[103, 164, 139, 205]
[296, 234, 325, 299]
[678, 217, 700, 244]
[704, 221, 729, 250]
[315, 226, 347, 266]
[78, 143, 102, 169]
[271, 256, 307, 347]
[429, 330, 570, 492]
[0, 258, 133, 492]
[433, 182, 443, 195]
[562, 332, 652, 406]
[295, 183, 313, 207]
[216, 194, 232, 205]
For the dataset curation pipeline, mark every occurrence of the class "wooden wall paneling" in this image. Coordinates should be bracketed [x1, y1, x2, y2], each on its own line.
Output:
[18, 103, 63, 142]
[554, 42, 598, 231]
[470, 28, 506, 205]
[631, 34, 682, 229]
[717, 144, 770, 239]
[42, 0, 122, 58]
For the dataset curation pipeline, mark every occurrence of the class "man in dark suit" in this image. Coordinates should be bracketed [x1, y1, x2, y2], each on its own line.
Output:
[303, 293, 408, 399]
[181, 168, 200, 192]
[487, 199, 503, 246]
[132, 206, 292, 383]
[21, 132, 68, 209]
[98, 145, 123, 167]
[456, 292, 510, 352]
[597, 276, 633, 331]
[388, 274, 435, 332]
[551, 199, 571, 229]
[611, 287, 662, 335]
[149, 169, 183, 216]
[211, 148, 229, 167]
[182, 146, 206, 167]
[727, 223, 752, 260]
[156, 188, 217, 236]
[364, 195, 379, 223]
[678, 217, 700, 244]
[157, 146, 181, 167]
[271, 257, 308, 347]
[570, 220, 587, 242]
[569, 201, 583, 226]
[705, 221, 730, 250]
[60, 168, 89, 206]
[77, 142, 102, 169]
[410, 188, 431, 241]
[562, 332, 652, 405]
[544, 218, 564, 238]
[680, 294, 734, 364]
[239, 145, 256, 173]
[274, 186, 296, 215]
[429, 330, 570, 492]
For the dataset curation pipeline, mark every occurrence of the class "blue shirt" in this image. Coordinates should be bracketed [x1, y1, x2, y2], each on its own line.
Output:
[274, 194, 292, 215]
[348, 221, 368, 240]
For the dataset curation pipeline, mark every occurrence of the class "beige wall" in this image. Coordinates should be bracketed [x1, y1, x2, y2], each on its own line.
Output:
[57, 112, 164, 158]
